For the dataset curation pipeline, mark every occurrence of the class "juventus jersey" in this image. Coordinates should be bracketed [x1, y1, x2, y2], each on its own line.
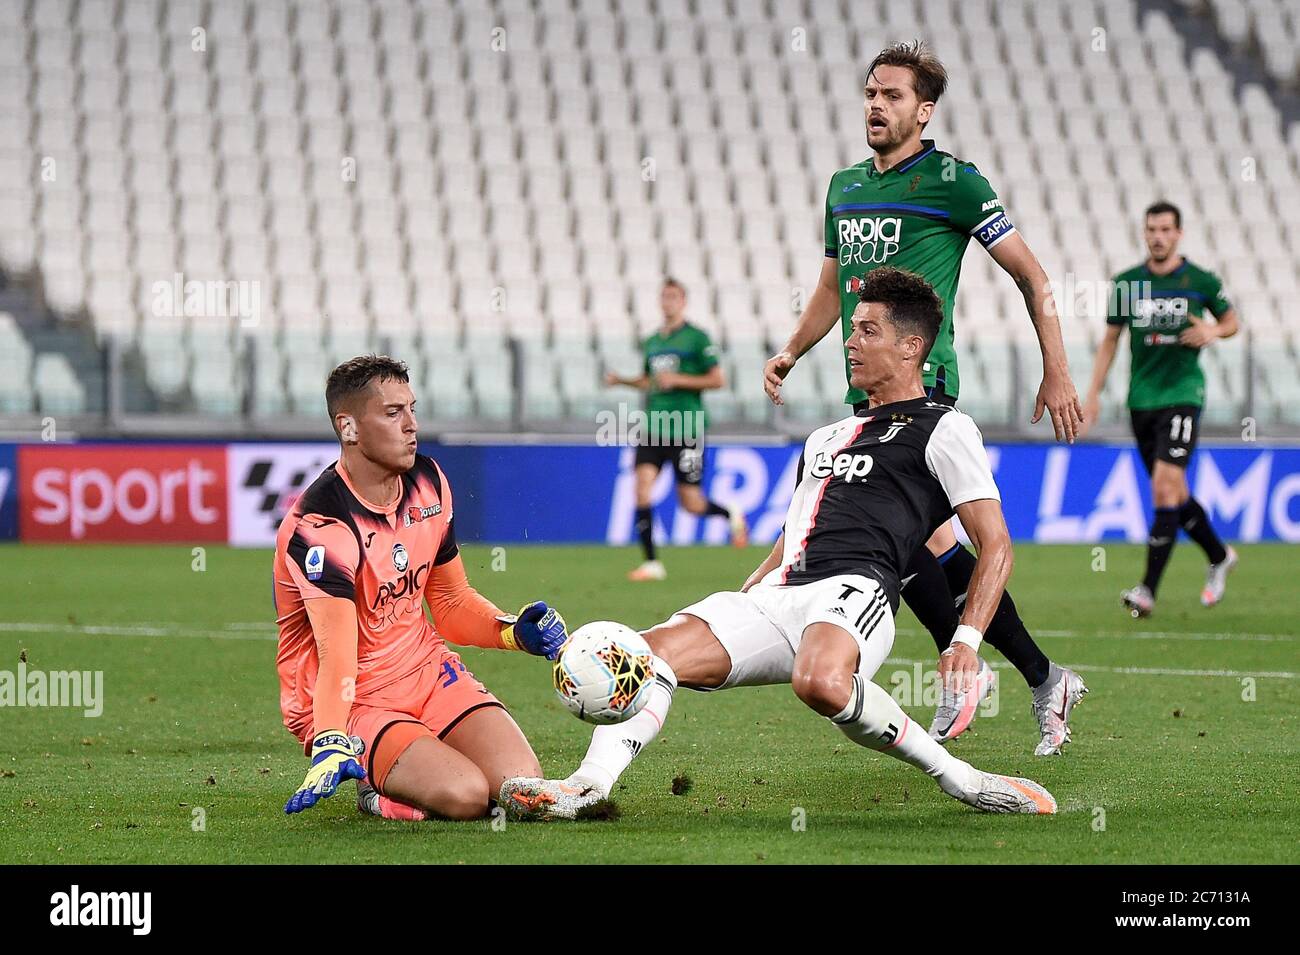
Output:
[762, 397, 1000, 608]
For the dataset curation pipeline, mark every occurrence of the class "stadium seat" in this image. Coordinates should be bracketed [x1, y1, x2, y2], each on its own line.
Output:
[0, 0, 1293, 433]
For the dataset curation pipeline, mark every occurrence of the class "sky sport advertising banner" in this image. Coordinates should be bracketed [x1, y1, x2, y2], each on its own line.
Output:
[16, 445, 228, 543]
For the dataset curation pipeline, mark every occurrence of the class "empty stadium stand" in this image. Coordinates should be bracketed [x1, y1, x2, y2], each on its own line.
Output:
[0, 0, 1296, 432]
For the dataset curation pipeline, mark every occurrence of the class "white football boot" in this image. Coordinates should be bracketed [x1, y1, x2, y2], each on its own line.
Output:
[627, 560, 667, 581]
[951, 769, 1060, 815]
[728, 506, 750, 548]
[1121, 583, 1154, 618]
[499, 777, 606, 821]
[1200, 547, 1238, 608]
[1032, 666, 1088, 756]
[928, 657, 995, 743]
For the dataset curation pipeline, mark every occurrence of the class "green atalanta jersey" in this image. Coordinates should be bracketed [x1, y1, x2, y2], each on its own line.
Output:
[1107, 259, 1232, 410]
[824, 140, 1015, 404]
[642, 321, 718, 441]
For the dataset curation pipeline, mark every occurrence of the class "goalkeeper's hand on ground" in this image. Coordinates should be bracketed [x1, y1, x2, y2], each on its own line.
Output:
[499, 601, 569, 659]
[284, 730, 366, 814]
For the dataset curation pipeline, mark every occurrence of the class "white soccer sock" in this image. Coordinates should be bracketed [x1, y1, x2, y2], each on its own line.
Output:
[831, 674, 975, 798]
[569, 656, 678, 798]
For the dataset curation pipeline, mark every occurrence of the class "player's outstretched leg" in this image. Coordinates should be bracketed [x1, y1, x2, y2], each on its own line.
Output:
[501, 613, 730, 820]
[931, 536, 1051, 690]
[1181, 496, 1237, 608]
[908, 529, 1081, 750]
[371, 735, 495, 821]
[500, 658, 678, 820]
[677, 483, 749, 547]
[1127, 505, 1179, 618]
[628, 462, 667, 581]
[362, 706, 542, 821]
[1030, 664, 1089, 756]
[899, 545, 996, 742]
[1201, 545, 1237, 608]
[793, 621, 1055, 814]
[1127, 460, 1196, 617]
[924, 527, 1087, 753]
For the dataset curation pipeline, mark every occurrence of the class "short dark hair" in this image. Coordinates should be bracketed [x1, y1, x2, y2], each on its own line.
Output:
[663, 276, 687, 296]
[325, 354, 410, 428]
[1144, 200, 1182, 229]
[865, 40, 948, 105]
[855, 268, 943, 353]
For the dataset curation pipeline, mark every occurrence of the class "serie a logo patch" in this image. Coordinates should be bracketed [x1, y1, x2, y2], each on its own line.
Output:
[304, 545, 325, 580]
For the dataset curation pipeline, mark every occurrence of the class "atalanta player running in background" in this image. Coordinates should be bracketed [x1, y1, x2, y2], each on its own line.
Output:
[504, 270, 1057, 819]
[762, 41, 1084, 754]
[1081, 201, 1240, 617]
[605, 277, 749, 581]
[274, 356, 569, 821]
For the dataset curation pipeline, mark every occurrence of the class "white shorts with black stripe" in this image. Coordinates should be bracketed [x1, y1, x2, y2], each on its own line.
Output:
[678, 574, 894, 689]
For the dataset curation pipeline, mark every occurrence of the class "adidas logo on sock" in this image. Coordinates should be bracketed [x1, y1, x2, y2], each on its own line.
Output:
[622, 738, 642, 757]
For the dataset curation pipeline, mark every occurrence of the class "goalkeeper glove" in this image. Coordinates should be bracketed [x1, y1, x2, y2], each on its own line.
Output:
[284, 730, 366, 815]
[499, 601, 568, 659]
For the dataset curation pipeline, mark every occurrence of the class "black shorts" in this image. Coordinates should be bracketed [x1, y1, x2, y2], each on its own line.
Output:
[633, 442, 705, 485]
[1130, 405, 1200, 472]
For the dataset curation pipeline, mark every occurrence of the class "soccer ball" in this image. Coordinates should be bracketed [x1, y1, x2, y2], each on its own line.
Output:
[552, 621, 656, 725]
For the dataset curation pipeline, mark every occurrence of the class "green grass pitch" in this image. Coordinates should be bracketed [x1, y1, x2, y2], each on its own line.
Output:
[1, 541, 1296, 864]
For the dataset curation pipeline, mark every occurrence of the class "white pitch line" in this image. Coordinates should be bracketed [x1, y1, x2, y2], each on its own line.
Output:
[897, 626, 1298, 643]
[0, 621, 275, 641]
[883, 656, 1298, 680]
[3, 622, 1296, 679]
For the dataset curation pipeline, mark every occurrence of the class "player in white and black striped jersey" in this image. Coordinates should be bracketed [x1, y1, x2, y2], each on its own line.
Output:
[502, 269, 1067, 819]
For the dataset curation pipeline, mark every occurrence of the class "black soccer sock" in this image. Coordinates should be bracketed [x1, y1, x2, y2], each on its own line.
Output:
[1178, 497, 1227, 565]
[1142, 507, 1181, 595]
[941, 544, 1051, 689]
[634, 506, 656, 561]
[703, 500, 730, 518]
[900, 546, 960, 654]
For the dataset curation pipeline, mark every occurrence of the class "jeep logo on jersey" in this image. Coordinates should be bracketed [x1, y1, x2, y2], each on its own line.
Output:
[809, 449, 875, 483]
[404, 503, 442, 526]
[392, 542, 409, 572]
[1131, 297, 1188, 329]
[837, 217, 902, 265]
